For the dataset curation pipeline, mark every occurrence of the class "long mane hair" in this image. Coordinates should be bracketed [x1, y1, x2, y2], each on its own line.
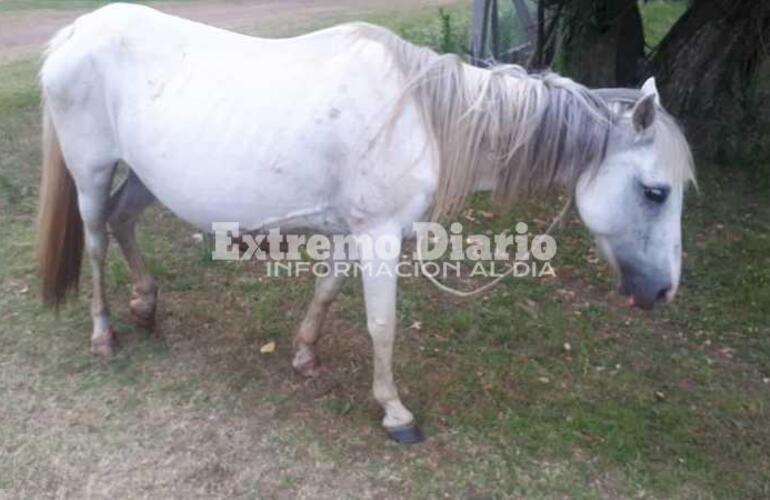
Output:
[350, 23, 695, 219]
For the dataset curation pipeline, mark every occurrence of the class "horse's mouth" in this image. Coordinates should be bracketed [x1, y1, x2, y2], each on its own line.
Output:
[618, 282, 669, 310]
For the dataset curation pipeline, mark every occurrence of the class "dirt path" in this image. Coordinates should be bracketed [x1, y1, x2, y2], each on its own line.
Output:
[0, 0, 455, 64]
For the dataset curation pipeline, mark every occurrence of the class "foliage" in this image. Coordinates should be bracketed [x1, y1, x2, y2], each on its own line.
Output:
[495, 1, 530, 60]
[709, 62, 770, 191]
[366, 4, 471, 55]
[438, 8, 455, 54]
[640, 0, 688, 49]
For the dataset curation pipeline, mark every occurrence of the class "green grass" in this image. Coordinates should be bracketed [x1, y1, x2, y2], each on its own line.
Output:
[361, 3, 471, 54]
[640, 0, 688, 48]
[1, 3, 770, 498]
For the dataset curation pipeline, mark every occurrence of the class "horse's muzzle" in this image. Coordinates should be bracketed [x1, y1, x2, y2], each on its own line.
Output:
[619, 266, 672, 310]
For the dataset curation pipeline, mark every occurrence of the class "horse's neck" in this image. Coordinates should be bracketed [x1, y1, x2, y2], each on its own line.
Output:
[460, 63, 512, 195]
[413, 50, 595, 216]
[454, 62, 597, 198]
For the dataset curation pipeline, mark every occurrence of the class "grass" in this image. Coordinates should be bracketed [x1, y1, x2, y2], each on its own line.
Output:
[1, 2, 770, 498]
[640, 0, 688, 48]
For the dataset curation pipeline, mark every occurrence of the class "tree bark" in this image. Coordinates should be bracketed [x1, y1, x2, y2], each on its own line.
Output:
[650, 0, 770, 154]
[556, 0, 645, 87]
[529, 0, 561, 70]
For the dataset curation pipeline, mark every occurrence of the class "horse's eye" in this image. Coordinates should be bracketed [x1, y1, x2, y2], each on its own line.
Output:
[643, 186, 669, 204]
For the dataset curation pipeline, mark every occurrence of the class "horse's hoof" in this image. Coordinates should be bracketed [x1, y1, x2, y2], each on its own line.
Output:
[386, 424, 425, 444]
[91, 329, 119, 357]
[292, 356, 323, 379]
[129, 298, 156, 329]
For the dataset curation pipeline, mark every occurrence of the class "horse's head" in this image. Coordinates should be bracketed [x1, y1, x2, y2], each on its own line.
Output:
[575, 78, 695, 310]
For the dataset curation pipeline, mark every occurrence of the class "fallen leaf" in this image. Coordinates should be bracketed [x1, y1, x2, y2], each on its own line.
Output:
[260, 341, 276, 354]
[477, 210, 496, 220]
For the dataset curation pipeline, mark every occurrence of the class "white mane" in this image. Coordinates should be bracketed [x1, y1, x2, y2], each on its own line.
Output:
[350, 23, 695, 219]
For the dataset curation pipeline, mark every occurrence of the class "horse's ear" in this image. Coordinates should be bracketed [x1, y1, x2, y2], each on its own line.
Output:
[640, 77, 661, 106]
[631, 93, 656, 134]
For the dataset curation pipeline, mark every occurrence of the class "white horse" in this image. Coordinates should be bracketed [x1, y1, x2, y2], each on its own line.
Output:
[37, 4, 694, 443]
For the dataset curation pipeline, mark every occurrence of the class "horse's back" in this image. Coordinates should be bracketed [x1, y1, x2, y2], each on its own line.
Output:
[42, 3, 366, 96]
[41, 4, 435, 233]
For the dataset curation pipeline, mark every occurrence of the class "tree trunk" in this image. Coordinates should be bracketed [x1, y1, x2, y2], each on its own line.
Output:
[529, 0, 561, 70]
[557, 0, 645, 87]
[651, 0, 770, 156]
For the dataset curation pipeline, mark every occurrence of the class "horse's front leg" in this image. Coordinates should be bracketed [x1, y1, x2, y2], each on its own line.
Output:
[358, 225, 423, 444]
[292, 263, 346, 378]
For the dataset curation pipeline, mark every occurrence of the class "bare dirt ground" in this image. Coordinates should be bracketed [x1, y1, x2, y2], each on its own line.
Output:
[0, 0, 455, 64]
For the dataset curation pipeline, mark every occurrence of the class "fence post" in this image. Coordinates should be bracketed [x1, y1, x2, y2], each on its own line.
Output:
[469, 0, 493, 66]
[490, 0, 499, 60]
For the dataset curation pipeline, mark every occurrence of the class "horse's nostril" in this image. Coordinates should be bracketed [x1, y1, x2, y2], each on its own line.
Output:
[656, 285, 671, 302]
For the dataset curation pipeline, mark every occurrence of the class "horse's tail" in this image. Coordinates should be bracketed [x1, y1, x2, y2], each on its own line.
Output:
[37, 104, 83, 308]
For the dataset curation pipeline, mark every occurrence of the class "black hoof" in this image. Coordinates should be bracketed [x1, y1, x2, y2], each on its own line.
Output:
[386, 424, 425, 444]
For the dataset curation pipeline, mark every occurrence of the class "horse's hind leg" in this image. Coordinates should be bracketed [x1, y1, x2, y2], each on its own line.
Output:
[107, 169, 157, 329]
[293, 265, 346, 378]
[72, 163, 120, 356]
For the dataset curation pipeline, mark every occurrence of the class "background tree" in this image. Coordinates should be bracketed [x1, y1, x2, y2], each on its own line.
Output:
[471, 0, 770, 165]
[650, 0, 770, 157]
[554, 0, 770, 161]
[556, 0, 645, 87]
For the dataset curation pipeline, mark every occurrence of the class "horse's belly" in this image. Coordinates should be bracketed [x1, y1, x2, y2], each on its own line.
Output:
[125, 141, 347, 233]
